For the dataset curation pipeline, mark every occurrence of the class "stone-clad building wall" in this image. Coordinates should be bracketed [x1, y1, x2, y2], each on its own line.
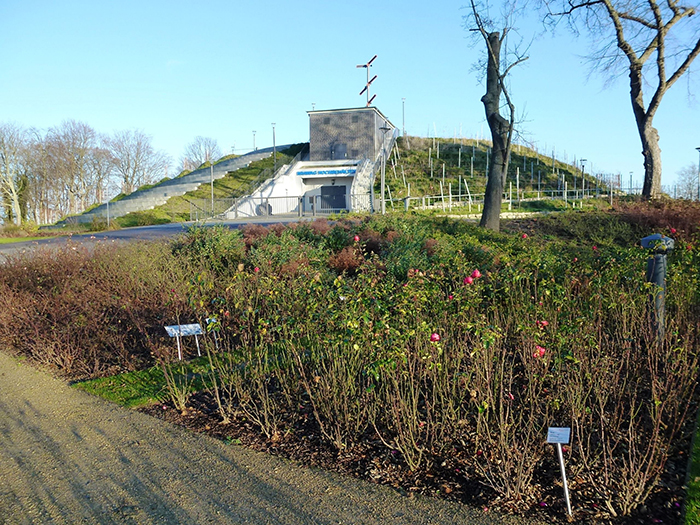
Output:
[308, 107, 393, 162]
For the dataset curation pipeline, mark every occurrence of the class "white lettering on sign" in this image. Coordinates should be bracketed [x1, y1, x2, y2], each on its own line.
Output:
[547, 427, 571, 444]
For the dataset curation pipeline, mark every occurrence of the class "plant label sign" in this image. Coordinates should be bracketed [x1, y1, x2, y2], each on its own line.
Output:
[547, 427, 573, 516]
[164, 323, 203, 360]
[547, 427, 571, 444]
[164, 324, 203, 337]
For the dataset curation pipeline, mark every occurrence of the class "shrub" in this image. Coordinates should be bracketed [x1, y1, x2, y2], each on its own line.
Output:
[2, 211, 698, 521]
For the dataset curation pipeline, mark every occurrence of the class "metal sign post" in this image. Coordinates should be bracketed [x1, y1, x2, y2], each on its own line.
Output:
[547, 427, 573, 517]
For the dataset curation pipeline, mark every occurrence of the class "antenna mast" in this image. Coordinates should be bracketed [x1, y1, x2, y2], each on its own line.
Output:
[357, 55, 377, 106]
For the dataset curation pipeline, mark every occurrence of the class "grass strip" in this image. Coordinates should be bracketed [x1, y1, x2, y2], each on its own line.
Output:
[72, 357, 210, 408]
[0, 236, 46, 244]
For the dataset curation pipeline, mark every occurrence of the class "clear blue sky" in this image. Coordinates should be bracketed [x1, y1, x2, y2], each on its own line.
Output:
[1, 0, 698, 189]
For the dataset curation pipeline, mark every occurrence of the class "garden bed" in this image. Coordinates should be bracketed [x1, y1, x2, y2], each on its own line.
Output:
[2, 203, 699, 524]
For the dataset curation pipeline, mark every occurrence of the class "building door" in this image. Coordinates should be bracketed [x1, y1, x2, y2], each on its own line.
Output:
[320, 185, 346, 211]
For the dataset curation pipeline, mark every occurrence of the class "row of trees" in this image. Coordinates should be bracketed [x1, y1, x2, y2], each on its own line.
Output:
[0, 120, 221, 226]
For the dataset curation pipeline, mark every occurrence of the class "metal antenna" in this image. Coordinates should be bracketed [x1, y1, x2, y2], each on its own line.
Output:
[357, 55, 377, 107]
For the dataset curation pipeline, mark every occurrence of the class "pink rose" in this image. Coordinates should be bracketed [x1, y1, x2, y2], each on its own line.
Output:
[464, 276, 473, 285]
[430, 333, 441, 342]
[471, 269, 482, 279]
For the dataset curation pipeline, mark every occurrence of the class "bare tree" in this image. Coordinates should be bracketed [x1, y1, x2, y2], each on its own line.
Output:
[545, 0, 700, 199]
[107, 129, 170, 194]
[181, 136, 222, 171]
[676, 163, 699, 200]
[45, 120, 100, 214]
[467, 0, 529, 231]
[22, 134, 53, 224]
[0, 122, 27, 225]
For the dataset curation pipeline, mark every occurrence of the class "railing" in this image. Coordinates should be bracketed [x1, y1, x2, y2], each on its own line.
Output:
[190, 186, 637, 221]
[190, 194, 374, 220]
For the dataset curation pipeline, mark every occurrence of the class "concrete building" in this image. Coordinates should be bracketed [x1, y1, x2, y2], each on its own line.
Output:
[227, 107, 397, 218]
[308, 107, 395, 162]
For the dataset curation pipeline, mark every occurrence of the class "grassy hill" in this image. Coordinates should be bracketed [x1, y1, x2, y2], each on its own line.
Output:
[114, 137, 597, 227]
[379, 136, 598, 201]
[115, 145, 304, 227]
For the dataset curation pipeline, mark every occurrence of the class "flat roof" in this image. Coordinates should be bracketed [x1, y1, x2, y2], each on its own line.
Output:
[307, 106, 395, 129]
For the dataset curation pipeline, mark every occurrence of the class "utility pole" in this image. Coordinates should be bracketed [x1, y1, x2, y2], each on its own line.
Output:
[402, 98, 406, 137]
[380, 124, 392, 214]
[272, 123, 276, 171]
[210, 160, 214, 214]
[253, 130, 256, 151]
[696, 147, 700, 201]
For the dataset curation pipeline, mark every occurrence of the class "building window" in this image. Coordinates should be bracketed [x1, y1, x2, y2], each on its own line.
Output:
[352, 116, 359, 123]
[323, 117, 330, 125]
[351, 149, 359, 158]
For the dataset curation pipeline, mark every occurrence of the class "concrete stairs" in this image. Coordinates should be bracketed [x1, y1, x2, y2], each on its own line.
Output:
[57, 147, 282, 225]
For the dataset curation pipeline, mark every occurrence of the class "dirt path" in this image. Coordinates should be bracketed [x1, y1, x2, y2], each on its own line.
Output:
[0, 351, 546, 525]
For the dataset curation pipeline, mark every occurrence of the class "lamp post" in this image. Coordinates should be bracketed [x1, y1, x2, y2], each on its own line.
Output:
[253, 131, 256, 151]
[210, 158, 214, 215]
[581, 159, 587, 199]
[696, 147, 700, 201]
[272, 123, 277, 172]
[402, 98, 406, 137]
[380, 124, 392, 215]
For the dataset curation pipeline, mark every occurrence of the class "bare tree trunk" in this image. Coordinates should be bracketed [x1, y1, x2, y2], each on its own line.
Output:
[479, 32, 511, 231]
[629, 63, 663, 198]
[639, 120, 662, 198]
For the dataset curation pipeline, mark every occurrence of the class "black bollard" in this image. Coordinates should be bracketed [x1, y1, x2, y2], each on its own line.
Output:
[640, 234, 674, 339]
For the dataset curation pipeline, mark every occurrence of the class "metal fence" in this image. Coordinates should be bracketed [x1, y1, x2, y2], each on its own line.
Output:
[189, 183, 696, 222]
[189, 193, 374, 221]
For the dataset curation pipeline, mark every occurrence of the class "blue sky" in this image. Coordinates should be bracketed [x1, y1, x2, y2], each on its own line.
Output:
[1, 0, 698, 188]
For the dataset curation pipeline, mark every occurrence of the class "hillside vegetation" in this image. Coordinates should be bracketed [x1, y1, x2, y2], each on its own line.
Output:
[380, 136, 596, 200]
[114, 145, 304, 227]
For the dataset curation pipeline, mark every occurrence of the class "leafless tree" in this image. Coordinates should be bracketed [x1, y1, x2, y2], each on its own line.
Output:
[676, 163, 699, 200]
[0, 122, 27, 225]
[107, 129, 170, 194]
[181, 136, 222, 171]
[545, 0, 700, 199]
[44, 120, 103, 215]
[466, 0, 529, 231]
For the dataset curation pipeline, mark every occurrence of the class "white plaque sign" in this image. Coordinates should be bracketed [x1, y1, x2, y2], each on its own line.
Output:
[547, 427, 571, 444]
[165, 323, 203, 337]
[164, 323, 203, 360]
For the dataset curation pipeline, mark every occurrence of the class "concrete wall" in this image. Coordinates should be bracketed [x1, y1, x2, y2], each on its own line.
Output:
[308, 107, 394, 162]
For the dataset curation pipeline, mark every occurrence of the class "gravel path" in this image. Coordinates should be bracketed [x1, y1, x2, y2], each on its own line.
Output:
[0, 351, 546, 525]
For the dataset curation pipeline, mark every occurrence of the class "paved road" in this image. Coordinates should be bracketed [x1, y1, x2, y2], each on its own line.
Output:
[0, 351, 545, 525]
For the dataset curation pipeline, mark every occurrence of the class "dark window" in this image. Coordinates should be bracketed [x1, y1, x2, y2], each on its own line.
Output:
[351, 149, 359, 158]
[352, 116, 359, 123]
[323, 117, 330, 125]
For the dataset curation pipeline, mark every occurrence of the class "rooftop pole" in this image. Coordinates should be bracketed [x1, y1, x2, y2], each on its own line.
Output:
[357, 55, 378, 107]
